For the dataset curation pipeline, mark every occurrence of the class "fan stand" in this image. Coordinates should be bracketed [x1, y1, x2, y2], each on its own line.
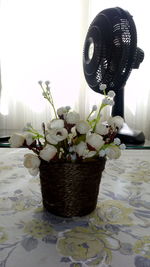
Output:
[112, 88, 145, 145]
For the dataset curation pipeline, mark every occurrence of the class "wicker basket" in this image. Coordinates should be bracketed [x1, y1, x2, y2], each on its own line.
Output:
[39, 158, 106, 217]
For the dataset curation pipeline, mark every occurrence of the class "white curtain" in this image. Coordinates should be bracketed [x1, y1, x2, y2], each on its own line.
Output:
[0, 0, 150, 140]
[0, 0, 90, 131]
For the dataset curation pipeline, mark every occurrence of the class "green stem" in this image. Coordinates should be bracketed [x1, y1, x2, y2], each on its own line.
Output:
[86, 110, 93, 121]
[92, 103, 107, 131]
[39, 82, 58, 119]
[51, 102, 58, 119]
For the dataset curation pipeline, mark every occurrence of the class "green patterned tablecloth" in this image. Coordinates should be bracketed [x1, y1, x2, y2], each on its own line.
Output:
[0, 148, 150, 267]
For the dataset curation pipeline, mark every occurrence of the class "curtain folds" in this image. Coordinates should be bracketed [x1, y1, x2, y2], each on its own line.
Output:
[0, 0, 150, 140]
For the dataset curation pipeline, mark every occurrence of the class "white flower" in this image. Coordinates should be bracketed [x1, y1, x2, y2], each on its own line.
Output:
[83, 150, 97, 158]
[28, 168, 39, 176]
[57, 107, 67, 117]
[45, 80, 50, 86]
[108, 116, 124, 130]
[95, 122, 109, 135]
[46, 130, 57, 145]
[65, 111, 80, 124]
[102, 98, 110, 105]
[9, 133, 25, 148]
[24, 153, 41, 169]
[65, 106, 71, 111]
[39, 144, 57, 161]
[38, 80, 43, 86]
[102, 98, 114, 106]
[114, 138, 121, 145]
[120, 143, 126, 150]
[49, 119, 64, 129]
[23, 122, 32, 132]
[99, 149, 106, 157]
[70, 153, 77, 161]
[108, 99, 114, 106]
[100, 84, 107, 91]
[76, 120, 90, 134]
[92, 105, 97, 111]
[25, 133, 35, 146]
[69, 146, 75, 152]
[86, 133, 104, 151]
[107, 90, 116, 98]
[105, 146, 121, 159]
[75, 141, 87, 157]
[46, 128, 68, 145]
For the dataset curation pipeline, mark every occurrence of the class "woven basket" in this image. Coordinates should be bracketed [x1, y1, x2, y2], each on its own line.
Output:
[39, 158, 106, 217]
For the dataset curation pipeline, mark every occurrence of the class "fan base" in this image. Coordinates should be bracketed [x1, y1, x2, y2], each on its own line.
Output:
[116, 123, 145, 145]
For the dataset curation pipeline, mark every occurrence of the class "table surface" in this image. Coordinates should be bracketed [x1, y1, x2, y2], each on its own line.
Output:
[0, 148, 150, 267]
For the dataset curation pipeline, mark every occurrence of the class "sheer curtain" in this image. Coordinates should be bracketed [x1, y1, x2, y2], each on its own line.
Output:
[0, 0, 150, 140]
[0, 0, 89, 131]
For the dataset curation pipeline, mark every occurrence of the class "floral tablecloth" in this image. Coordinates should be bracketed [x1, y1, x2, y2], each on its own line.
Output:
[0, 148, 150, 267]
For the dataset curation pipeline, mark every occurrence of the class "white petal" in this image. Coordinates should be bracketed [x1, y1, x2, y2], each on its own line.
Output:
[28, 168, 39, 176]
[24, 153, 41, 168]
[50, 119, 64, 129]
[66, 111, 80, 124]
[39, 144, 57, 161]
[9, 133, 25, 148]
[99, 84, 107, 91]
[86, 133, 104, 151]
[76, 120, 90, 134]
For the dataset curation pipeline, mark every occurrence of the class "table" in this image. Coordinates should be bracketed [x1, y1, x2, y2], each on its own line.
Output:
[0, 148, 150, 267]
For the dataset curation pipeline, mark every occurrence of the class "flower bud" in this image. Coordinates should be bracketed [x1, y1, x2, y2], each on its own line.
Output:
[99, 84, 107, 91]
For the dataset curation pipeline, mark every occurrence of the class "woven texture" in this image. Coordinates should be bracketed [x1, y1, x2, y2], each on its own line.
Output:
[39, 158, 106, 217]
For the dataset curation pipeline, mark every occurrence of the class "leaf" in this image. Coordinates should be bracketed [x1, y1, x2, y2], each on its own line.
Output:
[21, 237, 38, 251]
[73, 135, 86, 145]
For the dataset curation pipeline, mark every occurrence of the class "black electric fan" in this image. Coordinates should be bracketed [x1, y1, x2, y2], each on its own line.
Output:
[83, 7, 145, 145]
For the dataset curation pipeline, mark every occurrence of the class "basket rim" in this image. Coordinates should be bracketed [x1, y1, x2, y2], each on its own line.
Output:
[39, 157, 106, 165]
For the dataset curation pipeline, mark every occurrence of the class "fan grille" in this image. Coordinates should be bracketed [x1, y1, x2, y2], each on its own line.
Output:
[83, 7, 137, 93]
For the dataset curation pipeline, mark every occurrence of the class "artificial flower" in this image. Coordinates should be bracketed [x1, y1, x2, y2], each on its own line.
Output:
[95, 122, 109, 135]
[46, 128, 68, 145]
[105, 146, 121, 159]
[75, 141, 87, 157]
[28, 167, 39, 176]
[76, 120, 90, 134]
[57, 107, 68, 117]
[83, 150, 97, 158]
[120, 143, 126, 150]
[108, 116, 124, 130]
[49, 119, 64, 129]
[92, 105, 97, 111]
[99, 84, 107, 91]
[23, 153, 41, 169]
[9, 81, 125, 172]
[25, 133, 35, 146]
[65, 111, 80, 124]
[99, 149, 106, 157]
[114, 138, 121, 145]
[107, 90, 116, 98]
[39, 144, 57, 161]
[9, 133, 25, 148]
[86, 133, 104, 151]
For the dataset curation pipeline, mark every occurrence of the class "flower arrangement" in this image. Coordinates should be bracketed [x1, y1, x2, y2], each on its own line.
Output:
[9, 81, 125, 177]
